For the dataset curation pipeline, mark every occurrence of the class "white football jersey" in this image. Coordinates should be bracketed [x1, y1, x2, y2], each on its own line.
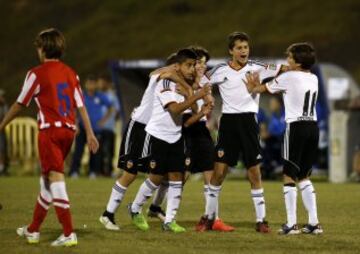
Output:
[131, 74, 160, 124]
[265, 71, 318, 123]
[145, 79, 184, 143]
[202, 60, 281, 113]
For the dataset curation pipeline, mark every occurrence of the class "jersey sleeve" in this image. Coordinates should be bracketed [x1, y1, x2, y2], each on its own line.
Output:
[259, 63, 281, 81]
[17, 71, 39, 107]
[73, 75, 84, 108]
[265, 73, 289, 94]
[157, 79, 178, 108]
[202, 64, 227, 86]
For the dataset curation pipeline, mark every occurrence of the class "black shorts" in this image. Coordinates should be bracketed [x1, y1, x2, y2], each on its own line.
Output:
[142, 134, 185, 176]
[183, 114, 214, 173]
[118, 119, 148, 174]
[283, 121, 319, 180]
[215, 113, 261, 168]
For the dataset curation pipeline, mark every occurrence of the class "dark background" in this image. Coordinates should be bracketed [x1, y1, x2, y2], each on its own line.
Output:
[1, 0, 359, 104]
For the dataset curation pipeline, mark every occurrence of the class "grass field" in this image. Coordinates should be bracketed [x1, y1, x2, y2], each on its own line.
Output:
[1, 176, 360, 254]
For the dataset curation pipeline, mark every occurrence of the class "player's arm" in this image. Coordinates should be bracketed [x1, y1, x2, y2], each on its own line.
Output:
[73, 79, 99, 153]
[0, 103, 24, 131]
[245, 72, 286, 94]
[0, 71, 38, 131]
[175, 84, 198, 114]
[77, 106, 99, 154]
[154, 65, 193, 91]
[183, 103, 213, 127]
[166, 85, 211, 115]
[243, 72, 267, 94]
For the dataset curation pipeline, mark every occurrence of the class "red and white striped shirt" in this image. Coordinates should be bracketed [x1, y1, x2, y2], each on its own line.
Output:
[17, 61, 84, 130]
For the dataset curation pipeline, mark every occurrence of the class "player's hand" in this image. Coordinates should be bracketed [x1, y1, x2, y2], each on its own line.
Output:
[200, 103, 212, 115]
[204, 94, 215, 107]
[151, 65, 176, 77]
[243, 72, 260, 93]
[280, 64, 290, 73]
[198, 84, 211, 97]
[87, 134, 99, 154]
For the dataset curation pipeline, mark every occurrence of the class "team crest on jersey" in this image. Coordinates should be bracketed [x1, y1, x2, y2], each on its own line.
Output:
[267, 63, 277, 70]
[217, 149, 225, 158]
[126, 160, 134, 169]
[185, 157, 191, 166]
[149, 160, 157, 169]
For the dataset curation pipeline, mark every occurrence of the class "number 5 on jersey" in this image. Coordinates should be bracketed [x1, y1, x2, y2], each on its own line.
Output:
[57, 83, 71, 116]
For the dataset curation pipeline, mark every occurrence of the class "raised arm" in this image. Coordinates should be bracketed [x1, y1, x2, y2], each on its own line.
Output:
[183, 103, 213, 127]
[167, 85, 211, 115]
[152, 65, 193, 91]
[243, 72, 268, 94]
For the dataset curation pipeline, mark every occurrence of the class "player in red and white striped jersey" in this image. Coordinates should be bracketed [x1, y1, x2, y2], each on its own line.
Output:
[0, 28, 99, 247]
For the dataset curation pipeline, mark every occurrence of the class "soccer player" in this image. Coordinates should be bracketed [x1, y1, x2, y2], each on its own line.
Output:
[128, 48, 211, 233]
[148, 46, 234, 232]
[203, 32, 286, 233]
[244, 42, 323, 235]
[99, 53, 194, 230]
[0, 28, 99, 246]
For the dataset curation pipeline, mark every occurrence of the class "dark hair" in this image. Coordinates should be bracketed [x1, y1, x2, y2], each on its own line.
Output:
[228, 32, 249, 50]
[175, 48, 198, 64]
[188, 45, 210, 62]
[165, 52, 177, 66]
[34, 28, 65, 59]
[287, 42, 316, 70]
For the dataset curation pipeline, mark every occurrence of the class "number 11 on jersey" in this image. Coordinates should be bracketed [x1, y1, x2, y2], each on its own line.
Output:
[302, 90, 317, 117]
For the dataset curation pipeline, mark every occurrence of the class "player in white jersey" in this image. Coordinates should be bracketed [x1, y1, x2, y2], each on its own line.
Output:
[147, 46, 235, 232]
[203, 32, 287, 233]
[245, 42, 323, 235]
[99, 54, 193, 230]
[128, 48, 211, 233]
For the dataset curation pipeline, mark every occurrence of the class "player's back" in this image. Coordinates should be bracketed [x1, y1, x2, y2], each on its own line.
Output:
[280, 71, 318, 123]
[18, 61, 83, 129]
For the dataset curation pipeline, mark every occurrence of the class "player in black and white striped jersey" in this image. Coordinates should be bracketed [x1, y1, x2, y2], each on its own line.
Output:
[99, 53, 193, 231]
[201, 32, 287, 233]
[128, 48, 211, 232]
[245, 42, 323, 235]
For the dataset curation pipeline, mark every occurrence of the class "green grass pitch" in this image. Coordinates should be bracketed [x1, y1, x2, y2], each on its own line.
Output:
[1, 177, 360, 254]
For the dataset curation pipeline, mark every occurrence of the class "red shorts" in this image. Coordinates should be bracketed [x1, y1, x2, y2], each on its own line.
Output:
[38, 128, 75, 175]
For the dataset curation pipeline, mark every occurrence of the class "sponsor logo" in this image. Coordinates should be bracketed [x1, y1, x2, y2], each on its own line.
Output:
[268, 63, 277, 70]
[297, 116, 314, 121]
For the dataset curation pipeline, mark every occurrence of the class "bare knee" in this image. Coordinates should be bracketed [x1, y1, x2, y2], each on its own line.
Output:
[118, 171, 137, 187]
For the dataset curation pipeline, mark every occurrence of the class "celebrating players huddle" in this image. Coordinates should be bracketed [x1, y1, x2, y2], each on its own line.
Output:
[0, 28, 323, 247]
